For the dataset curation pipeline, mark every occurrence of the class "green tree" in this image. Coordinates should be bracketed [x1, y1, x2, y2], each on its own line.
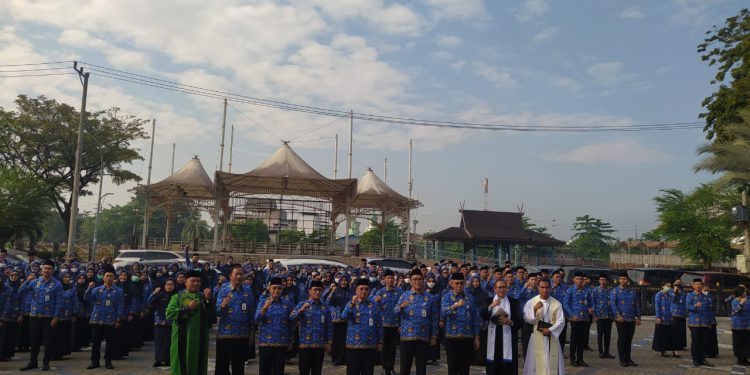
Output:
[0, 95, 148, 231]
[231, 219, 269, 243]
[521, 214, 549, 235]
[359, 220, 401, 248]
[279, 229, 305, 245]
[181, 215, 210, 243]
[653, 184, 738, 268]
[697, 8, 750, 140]
[0, 167, 52, 246]
[569, 215, 616, 259]
[695, 111, 750, 187]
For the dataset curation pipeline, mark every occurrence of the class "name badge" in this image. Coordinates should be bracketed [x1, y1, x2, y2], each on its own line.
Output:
[106, 300, 111, 307]
[421, 309, 427, 318]
[45, 294, 50, 302]
[242, 303, 247, 311]
[369, 318, 374, 326]
[321, 315, 326, 324]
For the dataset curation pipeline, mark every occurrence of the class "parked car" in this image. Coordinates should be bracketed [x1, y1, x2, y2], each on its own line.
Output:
[679, 271, 750, 289]
[627, 268, 684, 286]
[112, 250, 187, 269]
[274, 258, 349, 271]
[366, 257, 415, 275]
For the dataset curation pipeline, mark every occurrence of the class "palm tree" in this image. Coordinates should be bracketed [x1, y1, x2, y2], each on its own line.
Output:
[694, 111, 750, 187]
[181, 215, 209, 250]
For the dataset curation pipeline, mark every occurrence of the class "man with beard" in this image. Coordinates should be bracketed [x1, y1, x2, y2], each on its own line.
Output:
[167, 270, 211, 375]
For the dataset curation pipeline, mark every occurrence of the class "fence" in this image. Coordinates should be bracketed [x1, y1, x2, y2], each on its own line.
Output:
[610, 252, 737, 269]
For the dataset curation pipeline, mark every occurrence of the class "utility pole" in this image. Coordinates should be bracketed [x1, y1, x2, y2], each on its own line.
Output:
[405, 139, 413, 258]
[742, 190, 750, 272]
[333, 133, 338, 179]
[344, 111, 353, 255]
[141, 119, 156, 248]
[384, 158, 388, 183]
[66, 62, 89, 258]
[228, 124, 234, 173]
[170, 142, 176, 174]
[212, 99, 228, 252]
[91, 150, 105, 261]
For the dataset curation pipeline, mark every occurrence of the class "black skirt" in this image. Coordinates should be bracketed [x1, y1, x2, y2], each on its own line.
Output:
[707, 324, 719, 357]
[652, 323, 673, 352]
[731, 330, 750, 359]
[154, 325, 171, 363]
[671, 317, 687, 350]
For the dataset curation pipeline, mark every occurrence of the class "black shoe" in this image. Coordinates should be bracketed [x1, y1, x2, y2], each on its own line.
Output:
[661, 352, 669, 357]
[672, 353, 681, 358]
[570, 361, 579, 367]
[605, 353, 616, 359]
[693, 361, 701, 367]
[578, 361, 590, 367]
[20, 362, 38, 371]
[628, 360, 638, 367]
[41, 363, 50, 371]
[599, 353, 605, 359]
[585, 346, 594, 352]
[700, 360, 714, 367]
[619, 361, 629, 367]
[740, 358, 750, 365]
[87, 362, 100, 370]
[105, 361, 114, 369]
[153, 361, 161, 367]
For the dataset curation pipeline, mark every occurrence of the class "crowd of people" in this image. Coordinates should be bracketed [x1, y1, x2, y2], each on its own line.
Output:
[1, 247, 749, 375]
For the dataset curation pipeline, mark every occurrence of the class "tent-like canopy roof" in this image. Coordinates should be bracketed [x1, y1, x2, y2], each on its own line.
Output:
[216, 143, 355, 201]
[350, 169, 418, 211]
[141, 157, 216, 208]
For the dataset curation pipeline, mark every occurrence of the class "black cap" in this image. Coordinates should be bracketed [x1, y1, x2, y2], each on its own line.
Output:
[540, 269, 550, 274]
[574, 271, 585, 278]
[355, 278, 370, 287]
[619, 271, 629, 278]
[527, 272, 537, 278]
[383, 269, 394, 277]
[269, 277, 283, 286]
[310, 280, 323, 288]
[186, 270, 202, 279]
[452, 272, 466, 280]
[599, 273, 609, 279]
[102, 265, 116, 275]
[410, 269, 423, 277]
[42, 260, 54, 267]
[693, 278, 703, 283]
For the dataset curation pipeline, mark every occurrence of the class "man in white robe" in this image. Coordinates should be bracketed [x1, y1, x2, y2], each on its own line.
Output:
[522, 278, 565, 375]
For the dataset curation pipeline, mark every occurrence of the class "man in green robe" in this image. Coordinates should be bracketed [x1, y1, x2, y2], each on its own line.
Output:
[167, 270, 210, 375]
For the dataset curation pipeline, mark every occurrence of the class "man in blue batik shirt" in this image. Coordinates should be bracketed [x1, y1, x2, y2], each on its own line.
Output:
[563, 271, 593, 368]
[592, 274, 615, 359]
[290, 280, 333, 375]
[215, 265, 255, 375]
[343, 278, 383, 375]
[610, 271, 641, 368]
[440, 272, 480, 375]
[19, 260, 62, 372]
[395, 269, 438, 375]
[686, 278, 713, 368]
[370, 269, 402, 375]
[550, 270, 569, 353]
[84, 265, 124, 370]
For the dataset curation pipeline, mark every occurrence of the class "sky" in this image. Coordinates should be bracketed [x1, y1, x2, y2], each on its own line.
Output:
[0, 0, 745, 241]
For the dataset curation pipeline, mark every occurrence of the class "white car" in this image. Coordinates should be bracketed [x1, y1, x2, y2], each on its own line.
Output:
[366, 257, 414, 275]
[113, 250, 187, 269]
[274, 258, 349, 271]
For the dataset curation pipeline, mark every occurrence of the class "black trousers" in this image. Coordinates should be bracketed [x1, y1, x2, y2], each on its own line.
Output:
[382, 327, 399, 371]
[28, 317, 53, 364]
[0, 321, 19, 359]
[559, 321, 567, 353]
[299, 347, 325, 375]
[400, 340, 427, 375]
[73, 316, 91, 350]
[154, 325, 171, 363]
[689, 326, 708, 363]
[521, 323, 533, 357]
[53, 320, 72, 358]
[90, 324, 115, 364]
[347, 348, 377, 375]
[17, 315, 30, 351]
[569, 321, 587, 363]
[444, 338, 473, 375]
[331, 322, 347, 365]
[216, 338, 249, 375]
[259, 346, 286, 375]
[615, 321, 636, 362]
[707, 324, 718, 357]
[596, 319, 612, 355]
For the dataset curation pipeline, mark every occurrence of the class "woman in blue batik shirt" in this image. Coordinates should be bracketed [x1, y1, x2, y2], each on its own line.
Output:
[652, 280, 679, 358]
[325, 274, 353, 366]
[730, 285, 749, 365]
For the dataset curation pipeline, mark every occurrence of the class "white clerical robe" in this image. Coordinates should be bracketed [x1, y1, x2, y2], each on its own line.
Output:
[522, 295, 565, 375]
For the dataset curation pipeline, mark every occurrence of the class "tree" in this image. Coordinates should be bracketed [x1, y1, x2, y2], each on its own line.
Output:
[569, 215, 616, 259]
[0, 95, 148, 231]
[653, 184, 738, 268]
[0, 167, 52, 246]
[521, 214, 549, 235]
[695, 110, 750, 187]
[278, 229, 305, 245]
[231, 219, 269, 243]
[359, 220, 401, 248]
[697, 8, 750, 140]
[181, 215, 210, 243]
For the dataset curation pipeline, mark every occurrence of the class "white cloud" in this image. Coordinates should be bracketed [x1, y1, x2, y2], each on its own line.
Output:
[543, 140, 671, 166]
[513, 0, 550, 22]
[450, 60, 466, 71]
[435, 34, 462, 48]
[314, 0, 425, 36]
[548, 75, 583, 92]
[431, 50, 454, 60]
[532, 26, 559, 42]
[670, 0, 720, 25]
[619, 6, 644, 19]
[586, 61, 638, 88]
[420, 0, 489, 22]
[471, 61, 516, 88]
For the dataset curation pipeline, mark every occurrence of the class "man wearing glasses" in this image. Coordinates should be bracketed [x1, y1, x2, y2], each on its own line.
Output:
[484, 280, 522, 375]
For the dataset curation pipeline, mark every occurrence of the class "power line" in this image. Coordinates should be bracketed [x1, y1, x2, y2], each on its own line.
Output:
[0, 60, 73, 67]
[226, 103, 283, 142]
[0, 72, 77, 78]
[2, 61, 708, 133]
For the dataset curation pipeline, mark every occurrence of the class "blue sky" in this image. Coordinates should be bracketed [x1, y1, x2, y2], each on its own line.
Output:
[0, 0, 745, 241]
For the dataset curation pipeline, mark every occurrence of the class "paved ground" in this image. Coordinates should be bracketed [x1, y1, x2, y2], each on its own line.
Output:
[0, 317, 747, 374]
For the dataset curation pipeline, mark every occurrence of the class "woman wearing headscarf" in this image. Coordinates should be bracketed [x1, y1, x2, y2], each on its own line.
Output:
[326, 273, 353, 366]
[113, 270, 134, 359]
[128, 271, 147, 350]
[174, 272, 186, 292]
[51, 272, 78, 360]
[147, 278, 177, 367]
[467, 275, 490, 366]
[0, 269, 22, 361]
[73, 273, 92, 351]
[16, 270, 34, 353]
[425, 273, 443, 365]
